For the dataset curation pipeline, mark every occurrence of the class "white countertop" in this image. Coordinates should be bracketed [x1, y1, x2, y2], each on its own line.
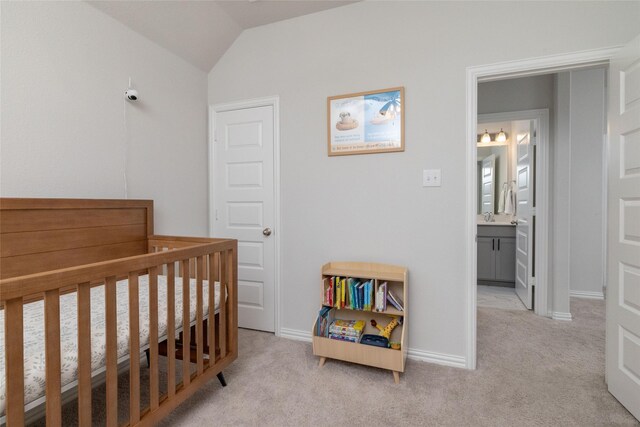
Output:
[476, 214, 515, 226]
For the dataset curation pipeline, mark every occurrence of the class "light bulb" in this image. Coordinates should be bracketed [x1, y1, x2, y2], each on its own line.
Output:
[480, 130, 491, 143]
[496, 128, 507, 143]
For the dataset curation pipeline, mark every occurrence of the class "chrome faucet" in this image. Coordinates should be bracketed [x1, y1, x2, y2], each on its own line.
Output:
[483, 212, 494, 222]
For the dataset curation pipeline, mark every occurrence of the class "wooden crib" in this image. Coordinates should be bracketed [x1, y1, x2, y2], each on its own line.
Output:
[0, 198, 238, 426]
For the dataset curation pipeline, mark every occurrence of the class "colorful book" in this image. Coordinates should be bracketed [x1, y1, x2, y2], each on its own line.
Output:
[329, 319, 365, 333]
[316, 306, 332, 337]
[387, 289, 404, 311]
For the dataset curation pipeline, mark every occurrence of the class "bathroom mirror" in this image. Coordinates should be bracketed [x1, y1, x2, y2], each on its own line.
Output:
[477, 145, 508, 214]
[477, 122, 511, 215]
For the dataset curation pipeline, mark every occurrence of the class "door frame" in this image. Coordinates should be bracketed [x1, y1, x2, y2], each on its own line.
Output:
[478, 109, 550, 314]
[208, 96, 282, 336]
[465, 47, 620, 369]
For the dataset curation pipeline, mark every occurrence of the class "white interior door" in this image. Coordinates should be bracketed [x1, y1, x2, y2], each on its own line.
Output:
[606, 35, 640, 420]
[481, 154, 496, 214]
[213, 105, 275, 332]
[514, 119, 534, 309]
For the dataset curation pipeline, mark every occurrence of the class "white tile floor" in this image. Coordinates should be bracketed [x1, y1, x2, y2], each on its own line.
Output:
[477, 285, 527, 310]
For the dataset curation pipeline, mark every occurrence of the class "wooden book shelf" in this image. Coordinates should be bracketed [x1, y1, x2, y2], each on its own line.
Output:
[312, 261, 408, 383]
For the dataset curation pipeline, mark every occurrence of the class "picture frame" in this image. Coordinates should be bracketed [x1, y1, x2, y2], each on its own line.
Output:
[327, 87, 404, 156]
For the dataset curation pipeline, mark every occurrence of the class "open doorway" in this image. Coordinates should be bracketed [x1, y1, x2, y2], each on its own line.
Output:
[465, 38, 640, 420]
[476, 108, 549, 313]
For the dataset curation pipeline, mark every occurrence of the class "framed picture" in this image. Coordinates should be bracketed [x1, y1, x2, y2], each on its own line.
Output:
[327, 87, 404, 156]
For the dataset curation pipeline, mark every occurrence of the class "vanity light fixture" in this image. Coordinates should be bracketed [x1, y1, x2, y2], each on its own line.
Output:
[480, 129, 491, 143]
[496, 128, 507, 143]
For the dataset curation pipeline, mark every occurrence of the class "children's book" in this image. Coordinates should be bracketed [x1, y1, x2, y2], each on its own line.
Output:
[348, 278, 355, 309]
[363, 281, 369, 311]
[317, 306, 332, 337]
[376, 282, 388, 312]
[387, 289, 404, 311]
[329, 319, 365, 336]
[357, 282, 365, 310]
[341, 278, 346, 308]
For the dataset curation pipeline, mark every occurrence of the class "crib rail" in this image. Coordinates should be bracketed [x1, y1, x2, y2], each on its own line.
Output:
[0, 235, 238, 427]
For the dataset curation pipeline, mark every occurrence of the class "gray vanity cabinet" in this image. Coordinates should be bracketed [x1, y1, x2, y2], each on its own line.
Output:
[477, 225, 516, 286]
[477, 237, 496, 280]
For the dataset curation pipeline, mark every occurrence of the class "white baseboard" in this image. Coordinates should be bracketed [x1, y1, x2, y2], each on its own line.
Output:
[570, 290, 604, 300]
[278, 327, 312, 342]
[552, 311, 573, 321]
[407, 348, 467, 369]
[277, 328, 466, 369]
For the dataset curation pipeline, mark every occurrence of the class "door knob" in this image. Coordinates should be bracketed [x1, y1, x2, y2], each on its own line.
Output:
[263, 227, 272, 236]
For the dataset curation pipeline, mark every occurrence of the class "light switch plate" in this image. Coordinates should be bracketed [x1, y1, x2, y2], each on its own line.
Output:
[423, 169, 441, 187]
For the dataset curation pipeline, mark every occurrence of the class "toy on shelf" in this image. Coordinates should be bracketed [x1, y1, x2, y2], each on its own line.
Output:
[370, 316, 402, 340]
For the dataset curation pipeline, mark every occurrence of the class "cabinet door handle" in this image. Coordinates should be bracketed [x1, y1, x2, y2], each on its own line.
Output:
[498, 238, 500, 251]
[492, 238, 495, 251]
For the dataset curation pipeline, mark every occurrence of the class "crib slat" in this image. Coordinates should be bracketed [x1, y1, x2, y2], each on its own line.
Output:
[167, 263, 176, 397]
[219, 252, 227, 358]
[182, 259, 191, 386]
[208, 253, 216, 365]
[44, 289, 62, 426]
[148, 266, 160, 410]
[77, 282, 92, 425]
[4, 298, 24, 426]
[227, 247, 238, 355]
[196, 256, 204, 374]
[129, 272, 141, 423]
[105, 276, 118, 427]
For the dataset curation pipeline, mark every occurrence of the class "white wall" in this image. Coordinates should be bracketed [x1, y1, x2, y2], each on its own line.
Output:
[568, 68, 607, 298]
[554, 72, 572, 314]
[207, 1, 639, 362]
[0, 1, 209, 235]
[479, 75, 556, 115]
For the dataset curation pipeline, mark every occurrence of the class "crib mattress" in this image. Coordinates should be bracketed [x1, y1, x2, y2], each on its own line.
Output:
[0, 274, 220, 416]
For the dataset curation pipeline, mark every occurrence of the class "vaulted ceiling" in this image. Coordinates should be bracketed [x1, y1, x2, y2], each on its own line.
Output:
[89, 1, 357, 72]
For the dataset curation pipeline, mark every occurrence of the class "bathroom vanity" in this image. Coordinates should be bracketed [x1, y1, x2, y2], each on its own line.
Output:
[477, 223, 516, 287]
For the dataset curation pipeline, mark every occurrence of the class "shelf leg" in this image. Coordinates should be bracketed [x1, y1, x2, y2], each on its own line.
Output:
[392, 371, 400, 384]
[318, 357, 326, 368]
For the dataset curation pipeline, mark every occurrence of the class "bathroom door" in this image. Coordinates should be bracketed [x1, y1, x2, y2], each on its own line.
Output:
[513, 119, 534, 309]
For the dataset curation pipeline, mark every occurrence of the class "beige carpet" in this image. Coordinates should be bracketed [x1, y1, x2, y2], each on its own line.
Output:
[37, 298, 639, 426]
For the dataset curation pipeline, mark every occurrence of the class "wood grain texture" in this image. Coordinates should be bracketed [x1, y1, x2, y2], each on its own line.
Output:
[129, 272, 141, 423]
[208, 253, 216, 362]
[219, 252, 227, 358]
[105, 276, 118, 427]
[182, 259, 191, 387]
[4, 298, 24, 426]
[0, 198, 153, 279]
[166, 263, 176, 398]
[1, 223, 147, 257]
[77, 282, 92, 425]
[227, 248, 238, 357]
[196, 256, 204, 374]
[0, 208, 146, 233]
[1, 240, 147, 280]
[0, 239, 235, 301]
[44, 289, 62, 426]
[148, 267, 160, 410]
